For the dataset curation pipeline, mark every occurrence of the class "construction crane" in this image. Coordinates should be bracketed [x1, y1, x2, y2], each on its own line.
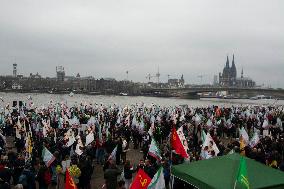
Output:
[146, 66, 161, 84]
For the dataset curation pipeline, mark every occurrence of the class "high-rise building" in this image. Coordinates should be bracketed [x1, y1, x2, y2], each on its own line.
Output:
[56, 66, 65, 82]
[13, 63, 17, 77]
[213, 75, 218, 86]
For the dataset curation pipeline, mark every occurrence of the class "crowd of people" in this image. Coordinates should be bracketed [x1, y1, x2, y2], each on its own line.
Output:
[0, 99, 283, 189]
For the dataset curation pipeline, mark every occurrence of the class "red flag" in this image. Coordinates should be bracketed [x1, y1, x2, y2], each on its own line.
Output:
[65, 169, 77, 189]
[171, 127, 189, 158]
[216, 107, 221, 117]
[130, 169, 152, 189]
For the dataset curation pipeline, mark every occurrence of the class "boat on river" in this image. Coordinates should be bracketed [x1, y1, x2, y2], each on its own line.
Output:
[249, 95, 278, 105]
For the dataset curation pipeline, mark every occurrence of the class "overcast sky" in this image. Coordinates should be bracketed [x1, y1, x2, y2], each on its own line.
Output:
[0, 0, 283, 87]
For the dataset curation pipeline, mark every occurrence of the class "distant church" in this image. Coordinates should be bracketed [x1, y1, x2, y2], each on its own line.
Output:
[219, 55, 255, 88]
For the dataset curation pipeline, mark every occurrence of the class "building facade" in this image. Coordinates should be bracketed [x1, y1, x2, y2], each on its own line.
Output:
[219, 55, 255, 88]
[168, 75, 185, 88]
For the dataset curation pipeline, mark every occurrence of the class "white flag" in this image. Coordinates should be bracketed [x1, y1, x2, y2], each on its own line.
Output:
[108, 145, 117, 161]
[75, 138, 84, 156]
[16, 126, 21, 139]
[239, 127, 249, 145]
[66, 131, 76, 147]
[148, 167, 165, 189]
[85, 132, 94, 146]
[202, 133, 220, 156]
[42, 147, 55, 167]
[249, 132, 260, 148]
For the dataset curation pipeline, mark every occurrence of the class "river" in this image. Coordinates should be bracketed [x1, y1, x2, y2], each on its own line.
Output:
[0, 92, 283, 108]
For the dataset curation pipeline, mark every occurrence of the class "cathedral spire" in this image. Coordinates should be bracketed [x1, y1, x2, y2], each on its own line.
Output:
[226, 55, 229, 68]
[230, 54, 237, 78]
[231, 54, 236, 68]
[241, 67, 244, 78]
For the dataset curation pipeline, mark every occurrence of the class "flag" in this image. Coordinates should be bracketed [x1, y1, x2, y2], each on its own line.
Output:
[239, 127, 249, 145]
[177, 126, 190, 158]
[202, 133, 220, 156]
[216, 107, 221, 117]
[239, 127, 249, 156]
[42, 147, 55, 167]
[148, 167, 165, 189]
[108, 145, 117, 161]
[148, 122, 154, 136]
[171, 127, 188, 158]
[206, 119, 213, 127]
[148, 138, 162, 160]
[85, 132, 94, 146]
[66, 129, 76, 147]
[75, 137, 84, 156]
[130, 169, 152, 189]
[65, 169, 77, 189]
[15, 126, 21, 139]
[235, 157, 250, 189]
[249, 132, 260, 148]
[201, 130, 207, 143]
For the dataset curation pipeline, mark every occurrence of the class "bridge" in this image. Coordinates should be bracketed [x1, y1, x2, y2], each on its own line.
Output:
[140, 87, 284, 99]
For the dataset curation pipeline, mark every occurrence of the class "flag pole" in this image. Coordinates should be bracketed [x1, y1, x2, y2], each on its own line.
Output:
[233, 156, 242, 189]
[233, 180, 237, 189]
[170, 126, 173, 189]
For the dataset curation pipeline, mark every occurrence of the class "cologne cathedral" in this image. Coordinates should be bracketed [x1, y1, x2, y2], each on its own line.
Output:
[219, 55, 255, 87]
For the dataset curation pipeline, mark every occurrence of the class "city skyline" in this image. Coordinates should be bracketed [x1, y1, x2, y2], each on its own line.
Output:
[0, 0, 283, 87]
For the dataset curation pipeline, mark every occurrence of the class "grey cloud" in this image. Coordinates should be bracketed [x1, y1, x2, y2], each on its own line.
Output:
[0, 0, 283, 87]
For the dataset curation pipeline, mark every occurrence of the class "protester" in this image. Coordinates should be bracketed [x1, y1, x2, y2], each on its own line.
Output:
[123, 160, 135, 189]
[0, 98, 283, 188]
[103, 161, 121, 189]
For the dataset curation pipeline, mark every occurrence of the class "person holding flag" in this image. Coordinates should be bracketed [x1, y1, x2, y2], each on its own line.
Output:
[104, 161, 122, 189]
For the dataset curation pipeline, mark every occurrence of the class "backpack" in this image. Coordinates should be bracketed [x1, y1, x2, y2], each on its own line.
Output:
[18, 173, 28, 187]
[44, 170, 52, 185]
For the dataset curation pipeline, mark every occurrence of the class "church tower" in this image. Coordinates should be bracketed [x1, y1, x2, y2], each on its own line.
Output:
[231, 54, 237, 78]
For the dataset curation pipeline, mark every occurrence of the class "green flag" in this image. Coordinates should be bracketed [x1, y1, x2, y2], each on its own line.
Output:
[235, 157, 250, 189]
[201, 130, 206, 143]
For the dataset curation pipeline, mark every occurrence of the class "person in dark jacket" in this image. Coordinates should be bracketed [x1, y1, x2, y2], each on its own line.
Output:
[78, 156, 93, 189]
[18, 163, 36, 189]
[116, 138, 123, 165]
[123, 160, 135, 189]
[36, 162, 50, 189]
[104, 161, 121, 189]
[143, 159, 156, 178]
[0, 160, 12, 188]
